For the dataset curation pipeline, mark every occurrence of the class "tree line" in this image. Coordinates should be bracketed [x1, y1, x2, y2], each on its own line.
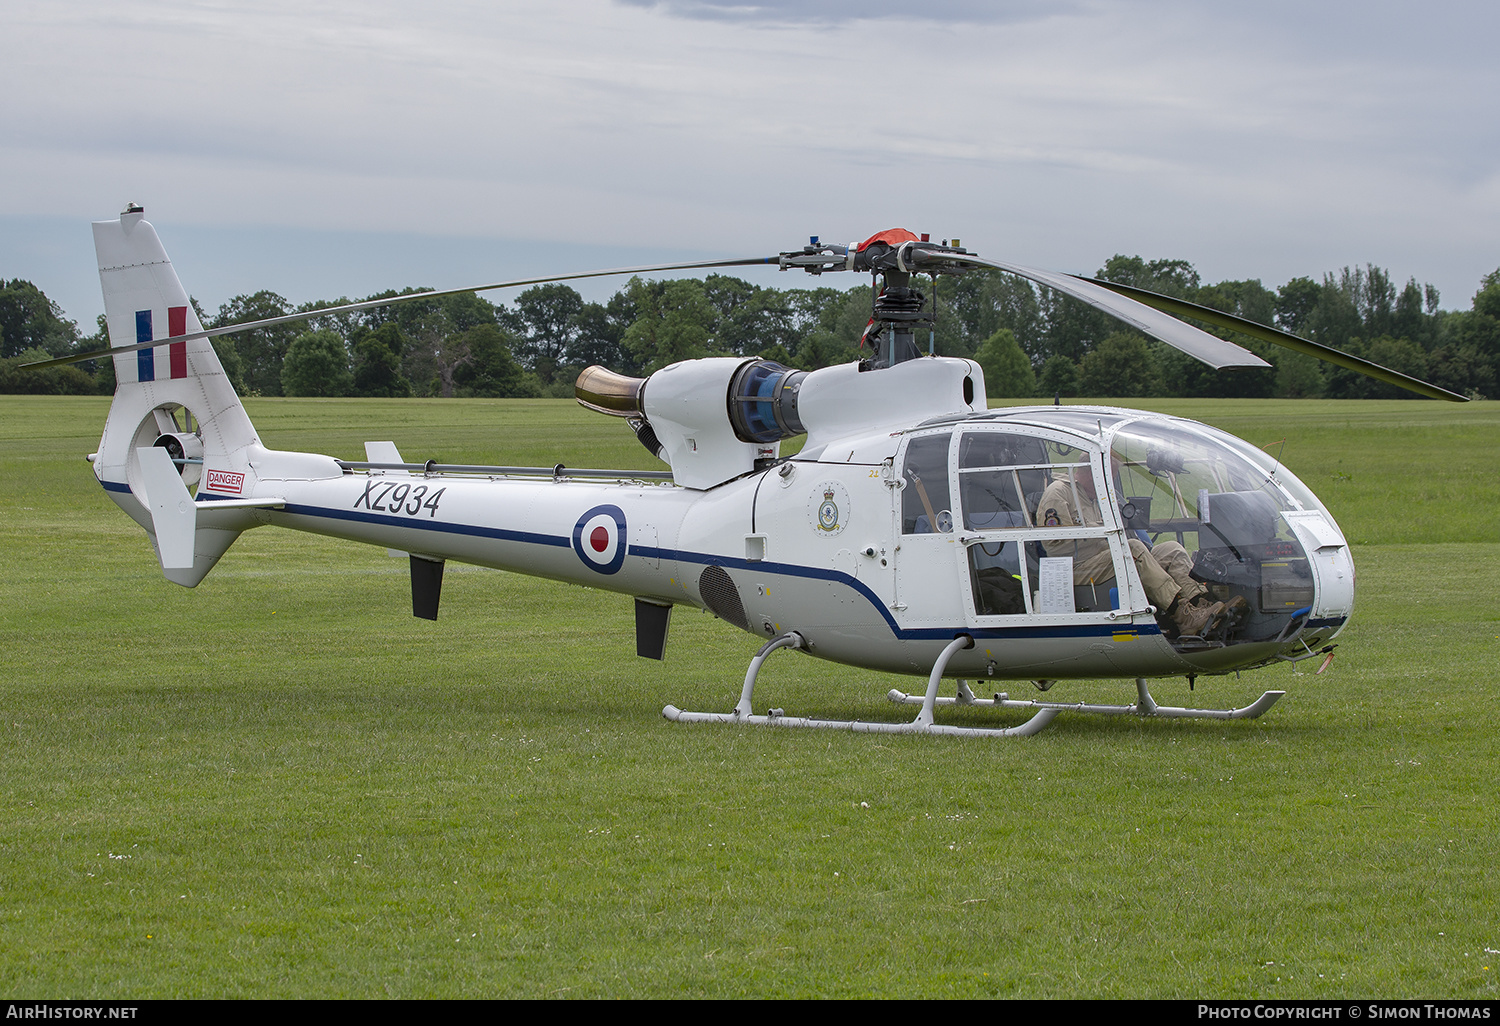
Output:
[3, 257, 1497, 399]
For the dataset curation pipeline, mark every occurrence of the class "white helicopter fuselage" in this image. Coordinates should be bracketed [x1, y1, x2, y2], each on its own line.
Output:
[142, 399, 1351, 685]
[85, 210, 1356, 732]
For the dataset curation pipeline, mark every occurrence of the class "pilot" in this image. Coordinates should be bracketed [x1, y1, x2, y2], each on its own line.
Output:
[1038, 461, 1229, 638]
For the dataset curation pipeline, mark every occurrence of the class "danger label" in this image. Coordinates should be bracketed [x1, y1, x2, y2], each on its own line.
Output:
[204, 469, 245, 494]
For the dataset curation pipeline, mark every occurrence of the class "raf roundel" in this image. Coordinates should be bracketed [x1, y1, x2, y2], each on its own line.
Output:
[572, 504, 628, 575]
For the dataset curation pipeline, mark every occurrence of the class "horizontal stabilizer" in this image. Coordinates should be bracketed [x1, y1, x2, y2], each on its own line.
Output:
[196, 496, 285, 511]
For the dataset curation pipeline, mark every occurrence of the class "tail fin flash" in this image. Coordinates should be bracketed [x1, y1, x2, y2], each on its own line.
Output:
[94, 206, 262, 586]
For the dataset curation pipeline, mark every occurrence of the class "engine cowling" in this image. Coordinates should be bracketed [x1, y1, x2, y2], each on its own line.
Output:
[575, 356, 984, 490]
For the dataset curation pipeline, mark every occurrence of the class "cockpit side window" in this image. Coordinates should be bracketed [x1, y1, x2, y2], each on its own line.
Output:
[957, 431, 1047, 531]
[956, 431, 1104, 617]
[901, 431, 953, 534]
[1030, 442, 1102, 536]
[956, 431, 1099, 532]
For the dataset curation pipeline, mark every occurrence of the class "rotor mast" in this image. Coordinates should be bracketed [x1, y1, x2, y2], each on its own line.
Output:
[778, 229, 972, 369]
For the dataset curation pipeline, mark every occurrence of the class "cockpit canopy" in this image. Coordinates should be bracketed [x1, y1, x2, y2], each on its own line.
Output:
[1107, 417, 1329, 527]
[896, 407, 1347, 655]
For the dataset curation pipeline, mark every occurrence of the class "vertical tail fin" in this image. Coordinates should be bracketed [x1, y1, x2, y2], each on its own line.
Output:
[93, 205, 262, 585]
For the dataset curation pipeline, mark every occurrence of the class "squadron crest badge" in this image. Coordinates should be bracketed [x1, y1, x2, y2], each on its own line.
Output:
[809, 481, 850, 536]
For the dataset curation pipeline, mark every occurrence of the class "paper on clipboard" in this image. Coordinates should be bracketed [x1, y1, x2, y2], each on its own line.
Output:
[1038, 557, 1075, 613]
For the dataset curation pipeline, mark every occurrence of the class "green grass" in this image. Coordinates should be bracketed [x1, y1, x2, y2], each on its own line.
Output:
[1, 395, 1497, 998]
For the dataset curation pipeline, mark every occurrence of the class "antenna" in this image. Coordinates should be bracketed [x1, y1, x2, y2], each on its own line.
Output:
[1261, 437, 1288, 479]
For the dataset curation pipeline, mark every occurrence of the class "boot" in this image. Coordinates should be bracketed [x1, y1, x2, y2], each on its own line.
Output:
[1174, 599, 1226, 638]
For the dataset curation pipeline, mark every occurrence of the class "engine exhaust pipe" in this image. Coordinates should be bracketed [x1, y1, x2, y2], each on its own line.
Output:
[575, 365, 645, 417]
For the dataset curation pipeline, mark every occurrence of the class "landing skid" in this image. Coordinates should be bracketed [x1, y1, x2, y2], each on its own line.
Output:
[664, 633, 1060, 737]
[663, 632, 1284, 738]
[887, 677, 1285, 724]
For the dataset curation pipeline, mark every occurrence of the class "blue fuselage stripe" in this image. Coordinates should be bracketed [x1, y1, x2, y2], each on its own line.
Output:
[267, 502, 1167, 641]
[279, 502, 570, 548]
[106, 488, 1345, 642]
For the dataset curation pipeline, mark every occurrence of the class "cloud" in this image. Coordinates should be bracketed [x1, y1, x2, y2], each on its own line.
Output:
[3, 0, 1497, 322]
[615, 0, 1072, 25]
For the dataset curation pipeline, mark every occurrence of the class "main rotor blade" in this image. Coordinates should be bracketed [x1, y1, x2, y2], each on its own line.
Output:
[925, 253, 1271, 371]
[22, 255, 779, 371]
[1081, 278, 1469, 403]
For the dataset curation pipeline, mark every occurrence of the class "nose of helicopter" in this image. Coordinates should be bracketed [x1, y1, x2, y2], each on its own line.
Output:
[1097, 414, 1357, 660]
[1283, 508, 1356, 631]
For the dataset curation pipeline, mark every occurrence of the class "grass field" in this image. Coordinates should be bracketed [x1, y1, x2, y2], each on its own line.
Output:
[1, 394, 1496, 998]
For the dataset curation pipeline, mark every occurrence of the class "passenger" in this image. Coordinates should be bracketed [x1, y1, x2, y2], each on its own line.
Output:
[1038, 461, 1233, 637]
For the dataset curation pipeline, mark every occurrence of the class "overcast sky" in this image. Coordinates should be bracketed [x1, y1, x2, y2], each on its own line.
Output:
[4, 0, 1496, 329]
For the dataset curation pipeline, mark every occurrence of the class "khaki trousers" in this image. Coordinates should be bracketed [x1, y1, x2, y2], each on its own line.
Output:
[1072, 538, 1206, 610]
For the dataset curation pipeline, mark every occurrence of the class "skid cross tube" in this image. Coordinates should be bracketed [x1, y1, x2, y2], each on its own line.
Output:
[663, 633, 1061, 737]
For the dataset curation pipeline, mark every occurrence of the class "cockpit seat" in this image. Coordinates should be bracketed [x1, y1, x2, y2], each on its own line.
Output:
[1073, 582, 1118, 612]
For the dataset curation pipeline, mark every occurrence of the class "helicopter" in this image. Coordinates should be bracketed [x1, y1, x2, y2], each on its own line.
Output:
[37, 206, 1467, 738]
